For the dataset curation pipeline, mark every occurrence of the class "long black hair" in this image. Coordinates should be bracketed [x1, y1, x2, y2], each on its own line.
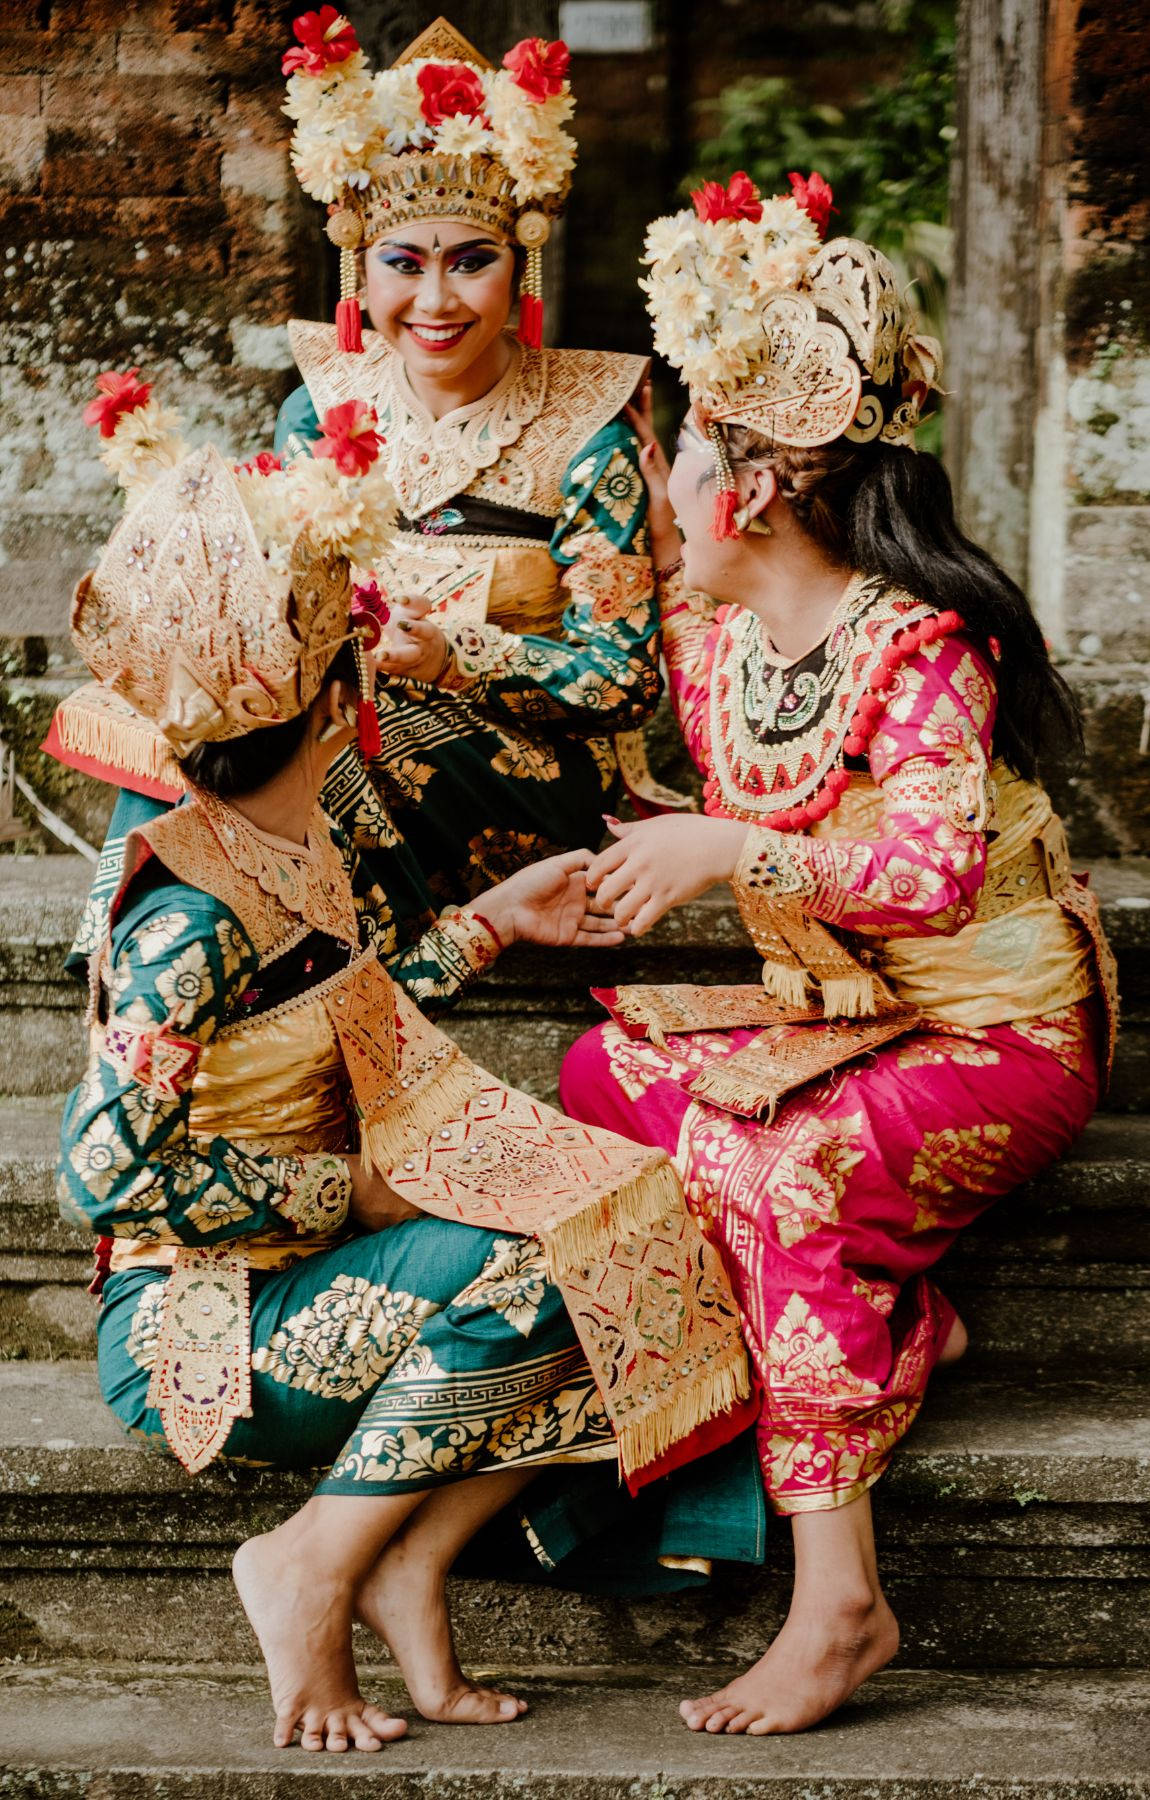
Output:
[730, 428, 1082, 781]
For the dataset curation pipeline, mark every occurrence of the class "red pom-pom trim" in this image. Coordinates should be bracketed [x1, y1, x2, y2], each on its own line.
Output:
[517, 293, 543, 349]
[356, 697, 381, 760]
[711, 486, 739, 541]
[336, 296, 364, 354]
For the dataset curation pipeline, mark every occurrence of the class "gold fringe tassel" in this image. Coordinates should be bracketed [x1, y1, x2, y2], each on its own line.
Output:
[54, 691, 184, 790]
[821, 973, 879, 1019]
[359, 1053, 483, 1177]
[688, 1060, 779, 1122]
[614, 1345, 752, 1482]
[542, 1154, 683, 1283]
[760, 960, 810, 1009]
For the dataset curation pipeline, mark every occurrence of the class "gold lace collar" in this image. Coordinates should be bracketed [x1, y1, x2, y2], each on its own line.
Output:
[288, 321, 547, 518]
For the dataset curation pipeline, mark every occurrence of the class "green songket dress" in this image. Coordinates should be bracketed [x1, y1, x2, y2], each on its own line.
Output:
[59, 792, 763, 1581]
[276, 324, 672, 902]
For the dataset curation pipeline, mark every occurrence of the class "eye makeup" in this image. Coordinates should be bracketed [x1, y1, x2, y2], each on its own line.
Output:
[374, 238, 507, 276]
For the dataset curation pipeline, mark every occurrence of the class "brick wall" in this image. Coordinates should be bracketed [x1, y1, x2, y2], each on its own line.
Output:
[0, 0, 318, 649]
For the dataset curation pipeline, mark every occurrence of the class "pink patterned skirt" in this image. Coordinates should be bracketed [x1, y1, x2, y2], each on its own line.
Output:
[560, 1001, 1102, 1514]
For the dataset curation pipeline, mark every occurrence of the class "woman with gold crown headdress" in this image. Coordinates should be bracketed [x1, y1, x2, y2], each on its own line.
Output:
[273, 9, 678, 897]
[44, 9, 674, 981]
[559, 172, 1116, 1733]
[57, 379, 759, 1751]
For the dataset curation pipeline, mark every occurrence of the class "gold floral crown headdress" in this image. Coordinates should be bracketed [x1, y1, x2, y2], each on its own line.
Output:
[283, 9, 577, 352]
[71, 370, 398, 762]
[641, 170, 943, 538]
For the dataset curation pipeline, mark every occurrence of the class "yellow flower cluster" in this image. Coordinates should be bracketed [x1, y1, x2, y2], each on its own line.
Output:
[640, 197, 821, 404]
[286, 52, 576, 212]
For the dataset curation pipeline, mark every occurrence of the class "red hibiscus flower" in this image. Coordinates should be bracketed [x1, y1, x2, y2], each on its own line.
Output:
[83, 368, 152, 439]
[282, 7, 358, 78]
[788, 170, 836, 237]
[236, 451, 282, 477]
[417, 61, 488, 128]
[314, 400, 381, 477]
[502, 37, 570, 102]
[691, 170, 763, 225]
[350, 577, 390, 649]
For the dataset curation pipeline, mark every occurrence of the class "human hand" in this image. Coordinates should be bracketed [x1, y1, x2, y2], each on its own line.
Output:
[624, 381, 680, 570]
[476, 849, 626, 949]
[587, 813, 750, 936]
[375, 592, 453, 684]
[345, 1155, 423, 1231]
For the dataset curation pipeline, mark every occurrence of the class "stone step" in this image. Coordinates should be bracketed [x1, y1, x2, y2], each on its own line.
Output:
[0, 855, 1148, 1103]
[1, 1664, 1147, 1798]
[4, 1103, 1149, 1365]
[3, 1363, 1148, 1672]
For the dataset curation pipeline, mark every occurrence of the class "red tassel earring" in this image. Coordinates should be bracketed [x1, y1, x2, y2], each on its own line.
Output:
[336, 243, 364, 355]
[707, 422, 740, 540]
[515, 213, 550, 350]
[352, 635, 381, 759]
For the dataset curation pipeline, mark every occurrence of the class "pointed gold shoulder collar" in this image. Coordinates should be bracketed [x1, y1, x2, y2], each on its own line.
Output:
[288, 320, 648, 520]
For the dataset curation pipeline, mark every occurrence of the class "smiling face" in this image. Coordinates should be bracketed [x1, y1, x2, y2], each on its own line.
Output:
[364, 218, 516, 385]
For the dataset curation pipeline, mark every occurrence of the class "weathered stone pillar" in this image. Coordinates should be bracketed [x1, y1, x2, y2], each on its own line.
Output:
[947, 0, 1045, 588]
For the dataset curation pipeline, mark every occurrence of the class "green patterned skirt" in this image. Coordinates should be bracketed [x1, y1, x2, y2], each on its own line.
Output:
[99, 1219, 615, 1495]
[97, 1216, 765, 1585]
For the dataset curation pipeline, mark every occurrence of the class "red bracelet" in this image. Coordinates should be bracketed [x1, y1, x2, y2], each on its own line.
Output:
[464, 909, 505, 953]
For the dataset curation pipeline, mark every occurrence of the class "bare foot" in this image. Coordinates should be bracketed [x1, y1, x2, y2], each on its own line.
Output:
[356, 1529, 527, 1724]
[938, 1310, 969, 1367]
[233, 1530, 407, 1751]
[679, 1593, 899, 1735]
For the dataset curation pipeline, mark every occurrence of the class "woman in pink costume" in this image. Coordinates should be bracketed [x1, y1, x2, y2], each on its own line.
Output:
[560, 173, 1116, 1735]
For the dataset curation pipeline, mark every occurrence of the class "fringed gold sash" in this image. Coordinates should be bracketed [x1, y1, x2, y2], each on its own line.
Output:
[731, 890, 899, 1018]
[684, 1011, 921, 1122]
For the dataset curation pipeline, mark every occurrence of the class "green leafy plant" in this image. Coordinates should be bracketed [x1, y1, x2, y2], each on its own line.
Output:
[689, 2, 956, 347]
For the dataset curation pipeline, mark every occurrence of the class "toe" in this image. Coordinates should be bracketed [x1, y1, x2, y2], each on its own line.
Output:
[273, 1708, 298, 1749]
[362, 1703, 406, 1743]
[704, 1704, 739, 1733]
[300, 1708, 327, 1752]
[723, 1708, 759, 1734]
[347, 1714, 382, 1753]
[323, 1712, 349, 1753]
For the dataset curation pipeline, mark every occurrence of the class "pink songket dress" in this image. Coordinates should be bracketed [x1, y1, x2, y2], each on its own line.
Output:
[561, 569, 1116, 1516]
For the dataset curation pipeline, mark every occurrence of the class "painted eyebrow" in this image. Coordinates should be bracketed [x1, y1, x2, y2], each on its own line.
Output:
[377, 238, 501, 255]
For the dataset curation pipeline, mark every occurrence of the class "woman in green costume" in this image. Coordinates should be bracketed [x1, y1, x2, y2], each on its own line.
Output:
[48, 13, 675, 974]
[58, 377, 759, 1753]
[273, 12, 678, 901]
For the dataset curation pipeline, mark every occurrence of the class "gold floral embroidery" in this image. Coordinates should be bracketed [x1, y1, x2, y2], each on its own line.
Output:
[766, 1293, 880, 1398]
[1009, 1006, 1090, 1070]
[184, 1183, 255, 1235]
[136, 912, 191, 963]
[950, 650, 993, 727]
[154, 942, 214, 1028]
[491, 736, 561, 783]
[908, 1122, 1012, 1231]
[593, 449, 644, 527]
[214, 918, 249, 981]
[251, 1273, 437, 1402]
[453, 1236, 546, 1339]
[69, 1114, 133, 1202]
[860, 854, 946, 913]
[382, 757, 437, 804]
[896, 1033, 1001, 1069]
[852, 1276, 898, 1316]
[763, 1399, 916, 1508]
[125, 1280, 168, 1372]
[769, 1112, 866, 1248]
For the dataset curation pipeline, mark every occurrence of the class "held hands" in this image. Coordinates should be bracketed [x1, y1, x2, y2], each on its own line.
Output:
[344, 1155, 423, 1232]
[624, 381, 681, 571]
[374, 592, 453, 685]
[587, 814, 750, 937]
[475, 849, 626, 950]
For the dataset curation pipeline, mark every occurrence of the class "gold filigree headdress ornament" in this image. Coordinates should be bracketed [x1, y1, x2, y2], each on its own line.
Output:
[282, 9, 577, 352]
[65, 370, 398, 772]
[640, 170, 943, 538]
